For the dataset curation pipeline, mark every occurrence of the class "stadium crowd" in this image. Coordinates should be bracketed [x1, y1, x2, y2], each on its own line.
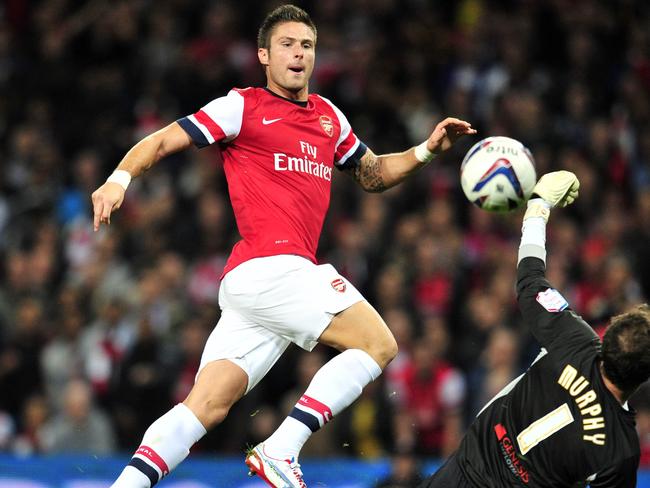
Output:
[1, 0, 650, 470]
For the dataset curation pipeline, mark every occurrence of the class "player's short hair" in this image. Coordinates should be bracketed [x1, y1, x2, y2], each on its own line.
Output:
[601, 304, 650, 393]
[257, 4, 317, 50]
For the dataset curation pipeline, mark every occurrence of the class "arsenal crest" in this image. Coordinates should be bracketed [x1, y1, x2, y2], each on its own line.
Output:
[331, 277, 346, 293]
[320, 116, 333, 137]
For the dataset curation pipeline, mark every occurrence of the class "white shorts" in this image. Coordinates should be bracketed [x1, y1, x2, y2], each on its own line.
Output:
[198, 255, 365, 393]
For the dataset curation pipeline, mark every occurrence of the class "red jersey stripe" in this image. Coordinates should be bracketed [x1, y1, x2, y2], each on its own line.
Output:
[195, 110, 226, 141]
[335, 130, 358, 160]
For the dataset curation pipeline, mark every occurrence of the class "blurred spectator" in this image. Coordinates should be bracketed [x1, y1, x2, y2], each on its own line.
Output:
[401, 329, 465, 457]
[12, 394, 49, 456]
[243, 405, 281, 451]
[454, 290, 509, 371]
[374, 448, 424, 488]
[40, 379, 116, 454]
[112, 316, 174, 448]
[40, 308, 85, 410]
[80, 297, 135, 402]
[0, 297, 46, 418]
[466, 327, 521, 422]
[412, 234, 455, 317]
[336, 377, 394, 459]
[171, 317, 210, 405]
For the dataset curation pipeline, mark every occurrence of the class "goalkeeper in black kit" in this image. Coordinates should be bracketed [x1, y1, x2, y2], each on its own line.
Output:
[421, 171, 650, 488]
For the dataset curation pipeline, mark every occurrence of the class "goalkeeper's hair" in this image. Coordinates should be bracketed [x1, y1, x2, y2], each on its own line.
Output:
[257, 4, 317, 49]
[601, 304, 650, 393]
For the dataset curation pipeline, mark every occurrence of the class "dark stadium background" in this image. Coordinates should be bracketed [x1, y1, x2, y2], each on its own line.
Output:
[1, 0, 650, 486]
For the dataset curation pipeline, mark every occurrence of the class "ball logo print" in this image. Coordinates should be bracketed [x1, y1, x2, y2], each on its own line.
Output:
[463, 138, 493, 163]
[472, 158, 524, 199]
[320, 115, 334, 137]
[331, 277, 346, 292]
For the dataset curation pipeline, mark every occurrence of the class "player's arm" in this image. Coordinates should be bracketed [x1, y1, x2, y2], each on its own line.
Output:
[515, 171, 600, 350]
[343, 117, 476, 192]
[91, 122, 192, 231]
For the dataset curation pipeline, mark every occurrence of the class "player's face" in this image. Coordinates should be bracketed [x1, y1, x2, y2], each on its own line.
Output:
[258, 21, 315, 100]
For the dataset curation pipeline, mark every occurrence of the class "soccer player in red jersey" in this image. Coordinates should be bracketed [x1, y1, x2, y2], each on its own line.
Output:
[91, 5, 476, 488]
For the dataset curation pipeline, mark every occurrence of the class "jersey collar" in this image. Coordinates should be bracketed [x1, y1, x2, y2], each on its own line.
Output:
[263, 88, 308, 108]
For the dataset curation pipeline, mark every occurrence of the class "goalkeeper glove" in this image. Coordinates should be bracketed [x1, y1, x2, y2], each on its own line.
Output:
[524, 171, 580, 222]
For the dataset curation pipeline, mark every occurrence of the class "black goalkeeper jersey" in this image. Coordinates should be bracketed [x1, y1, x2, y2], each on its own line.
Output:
[455, 257, 639, 488]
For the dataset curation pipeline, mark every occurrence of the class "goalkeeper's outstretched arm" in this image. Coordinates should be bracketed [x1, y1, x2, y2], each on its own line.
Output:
[517, 170, 580, 265]
[514, 171, 598, 352]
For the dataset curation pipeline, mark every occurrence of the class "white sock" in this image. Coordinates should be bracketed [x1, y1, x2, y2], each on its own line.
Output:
[112, 403, 207, 487]
[264, 349, 381, 460]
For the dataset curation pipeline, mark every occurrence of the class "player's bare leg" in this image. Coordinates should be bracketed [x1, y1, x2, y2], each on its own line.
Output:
[246, 301, 397, 487]
[112, 360, 248, 488]
[183, 359, 248, 427]
[318, 301, 398, 367]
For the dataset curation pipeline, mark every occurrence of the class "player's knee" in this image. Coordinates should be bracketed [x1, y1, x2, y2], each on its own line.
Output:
[195, 399, 231, 429]
[383, 333, 399, 364]
[369, 332, 398, 369]
[184, 394, 236, 430]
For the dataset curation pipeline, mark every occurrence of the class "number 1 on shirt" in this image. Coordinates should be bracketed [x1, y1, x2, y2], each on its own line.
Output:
[517, 403, 575, 454]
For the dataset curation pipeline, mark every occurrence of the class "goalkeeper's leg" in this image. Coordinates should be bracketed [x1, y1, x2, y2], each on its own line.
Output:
[111, 360, 247, 488]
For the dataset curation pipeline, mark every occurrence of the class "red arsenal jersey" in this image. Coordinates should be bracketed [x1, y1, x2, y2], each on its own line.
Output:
[177, 87, 367, 276]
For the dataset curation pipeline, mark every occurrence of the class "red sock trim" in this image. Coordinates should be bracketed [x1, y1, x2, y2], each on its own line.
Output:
[136, 445, 170, 476]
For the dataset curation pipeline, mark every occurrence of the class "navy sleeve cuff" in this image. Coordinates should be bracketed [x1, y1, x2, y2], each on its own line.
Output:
[336, 141, 368, 171]
[177, 117, 210, 148]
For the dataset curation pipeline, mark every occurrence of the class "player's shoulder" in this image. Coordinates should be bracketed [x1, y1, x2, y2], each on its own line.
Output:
[225, 87, 270, 113]
[310, 93, 348, 122]
[231, 86, 259, 95]
[543, 328, 600, 369]
[229, 86, 260, 101]
[311, 93, 337, 111]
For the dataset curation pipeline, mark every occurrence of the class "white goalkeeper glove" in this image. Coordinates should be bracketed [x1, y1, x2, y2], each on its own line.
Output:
[524, 170, 580, 222]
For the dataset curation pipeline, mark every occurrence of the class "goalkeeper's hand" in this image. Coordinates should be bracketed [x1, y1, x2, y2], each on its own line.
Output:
[531, 170, 580, 207]
[524, 171, 579, 222]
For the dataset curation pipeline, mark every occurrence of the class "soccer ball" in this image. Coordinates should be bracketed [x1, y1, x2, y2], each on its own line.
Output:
[460, 136, 537, 212]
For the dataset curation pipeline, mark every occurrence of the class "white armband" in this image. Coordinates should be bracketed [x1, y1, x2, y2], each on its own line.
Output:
[414, 141, 435, 164]
[106, 170, 132, 191]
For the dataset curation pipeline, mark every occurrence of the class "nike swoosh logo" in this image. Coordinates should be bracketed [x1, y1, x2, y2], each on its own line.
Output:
[262, 117, 282, 125]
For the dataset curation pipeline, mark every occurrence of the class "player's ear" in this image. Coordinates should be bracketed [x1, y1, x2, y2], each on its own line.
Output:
[258, 48, 269, 66]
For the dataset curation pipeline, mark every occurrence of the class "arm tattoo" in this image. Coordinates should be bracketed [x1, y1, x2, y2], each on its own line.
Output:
[345, 149, 386, 193]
